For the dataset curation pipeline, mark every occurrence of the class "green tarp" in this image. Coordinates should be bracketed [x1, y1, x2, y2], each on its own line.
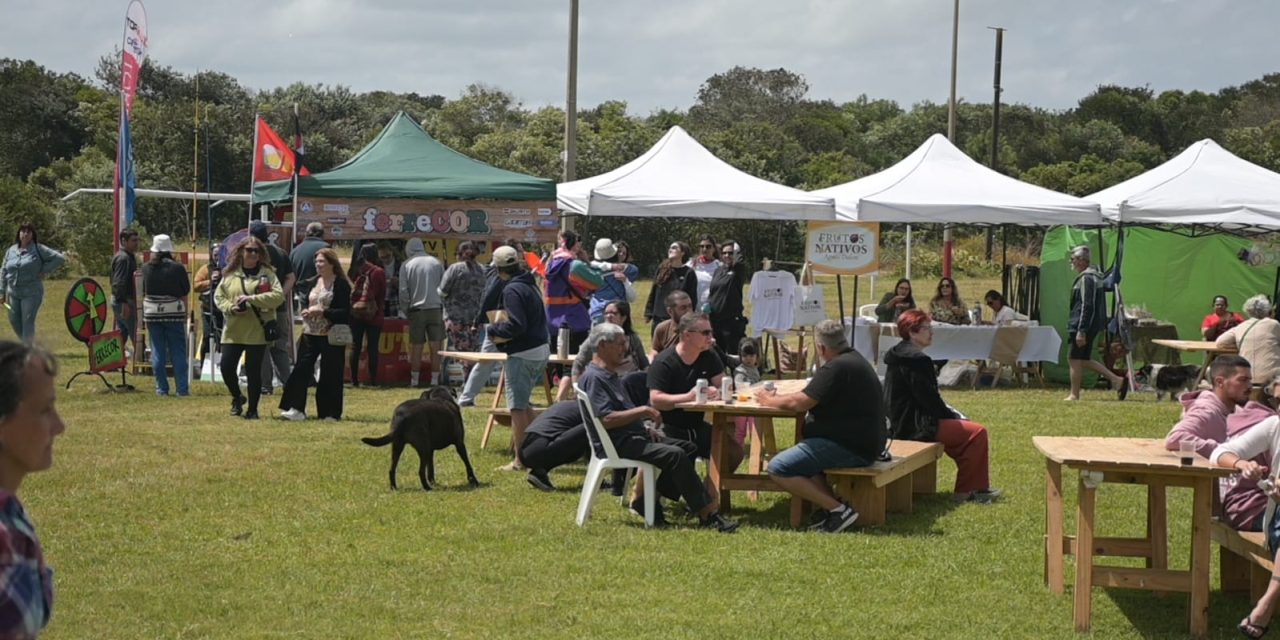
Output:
[252, 112, 555, 203]
[1041, 226, 1275, 383]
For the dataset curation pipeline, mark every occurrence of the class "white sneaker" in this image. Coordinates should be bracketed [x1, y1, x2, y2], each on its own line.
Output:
[280, 408, 306, 421]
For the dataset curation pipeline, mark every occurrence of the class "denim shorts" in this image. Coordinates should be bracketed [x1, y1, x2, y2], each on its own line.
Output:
[504, 354, 547, 410]
[768, 437, 871, 478]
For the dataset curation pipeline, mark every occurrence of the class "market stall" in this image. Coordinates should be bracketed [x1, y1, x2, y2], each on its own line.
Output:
[253, 112, 560, 384]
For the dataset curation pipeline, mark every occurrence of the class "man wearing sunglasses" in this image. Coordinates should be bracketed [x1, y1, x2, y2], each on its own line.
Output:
[648, 313, 745, 479]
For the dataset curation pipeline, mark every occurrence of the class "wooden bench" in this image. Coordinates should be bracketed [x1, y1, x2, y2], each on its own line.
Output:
[479, 407, 545, 449]
[1212, 519, 1274, 600]
[793, 440, 943, 527]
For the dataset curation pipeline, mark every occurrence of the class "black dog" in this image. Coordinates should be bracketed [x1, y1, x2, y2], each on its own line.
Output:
[361, 386, 480, 490]
[1138, 364, 1201, 401]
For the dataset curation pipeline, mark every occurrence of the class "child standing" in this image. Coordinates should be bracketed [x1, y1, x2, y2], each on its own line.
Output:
[733, 338, 763, 445]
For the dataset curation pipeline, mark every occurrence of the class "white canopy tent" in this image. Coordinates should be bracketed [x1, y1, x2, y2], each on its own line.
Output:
[813, 133, 1102, 225]
[556, 126, 835, 220]
[1089, 139, 1280, 232]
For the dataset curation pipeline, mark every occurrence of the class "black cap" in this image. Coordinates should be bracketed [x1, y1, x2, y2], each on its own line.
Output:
[249, 220, 268, 241]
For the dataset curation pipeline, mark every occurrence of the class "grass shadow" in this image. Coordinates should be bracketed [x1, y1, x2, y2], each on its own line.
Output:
[719, 491, 964, 534]
[1106, 584, 1253, 638]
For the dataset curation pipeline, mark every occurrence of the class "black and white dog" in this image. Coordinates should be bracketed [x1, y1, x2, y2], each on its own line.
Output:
[1138, 364, 1201, 401]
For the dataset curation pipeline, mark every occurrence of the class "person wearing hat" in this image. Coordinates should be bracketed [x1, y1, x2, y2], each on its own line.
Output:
[248, 221, 295, 395]
[487, 245, 549, 471]
[140, 234, 191, 396]
[458, 238, 520, 407]
[1066, 245, 1126, 401]
[587, 238, 638, 325]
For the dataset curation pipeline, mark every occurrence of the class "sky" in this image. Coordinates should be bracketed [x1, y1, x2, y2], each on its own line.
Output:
[3, 0, 1277, 115]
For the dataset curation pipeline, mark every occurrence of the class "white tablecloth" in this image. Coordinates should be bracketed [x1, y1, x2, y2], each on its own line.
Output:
[847, 320, 1062, 364]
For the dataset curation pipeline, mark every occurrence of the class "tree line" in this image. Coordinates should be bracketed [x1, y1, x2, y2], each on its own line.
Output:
[4, 55, 1280, 275]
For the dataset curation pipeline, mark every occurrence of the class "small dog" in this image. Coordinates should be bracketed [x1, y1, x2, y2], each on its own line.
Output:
[361, 386, 480, 490]
[1138, 364, 1201, 401]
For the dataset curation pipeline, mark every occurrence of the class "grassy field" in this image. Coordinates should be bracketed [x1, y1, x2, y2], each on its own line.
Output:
[1, 277, 1248, 639]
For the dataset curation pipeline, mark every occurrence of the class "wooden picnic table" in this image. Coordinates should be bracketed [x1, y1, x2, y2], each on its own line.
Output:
[439, 350, 576, 448]
[1151, 339, 1237, 386]
[1033, 436, 1234, 637]
[677, 379, 809, 524]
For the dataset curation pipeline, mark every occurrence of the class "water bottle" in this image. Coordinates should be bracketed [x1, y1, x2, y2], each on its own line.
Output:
[971, 304, 983, 325]
[721, 377, 734, 404]
[557, 326, 571, 359]
[695, 378, 709, 404]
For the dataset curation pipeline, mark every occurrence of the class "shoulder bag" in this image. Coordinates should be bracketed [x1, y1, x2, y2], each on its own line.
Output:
[240, 276, 279, 342]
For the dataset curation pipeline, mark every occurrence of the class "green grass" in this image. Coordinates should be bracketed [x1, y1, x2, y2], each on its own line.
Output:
[2, 279, 1249, 638]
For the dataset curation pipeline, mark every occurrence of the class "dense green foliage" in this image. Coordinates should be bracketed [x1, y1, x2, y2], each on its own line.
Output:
[7, 55, 1280, 275]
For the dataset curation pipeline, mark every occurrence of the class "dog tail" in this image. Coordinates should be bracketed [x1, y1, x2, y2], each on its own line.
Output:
[361, 433, 395, 447]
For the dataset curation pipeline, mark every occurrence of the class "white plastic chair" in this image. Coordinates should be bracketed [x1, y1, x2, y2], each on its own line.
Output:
[573, 384, 658, 527]
[858, 303, 878, 319]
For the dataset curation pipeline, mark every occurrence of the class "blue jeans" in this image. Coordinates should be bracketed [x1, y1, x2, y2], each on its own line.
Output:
[6, 291, 42, 344]
[768, 437, 871, 478]
[459, 332, 497, 404]
[148, 321, 189, 396]
[113, 300, 135, 344]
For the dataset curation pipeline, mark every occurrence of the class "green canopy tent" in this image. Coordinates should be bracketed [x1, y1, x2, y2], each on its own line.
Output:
[252, 111, 555, 203]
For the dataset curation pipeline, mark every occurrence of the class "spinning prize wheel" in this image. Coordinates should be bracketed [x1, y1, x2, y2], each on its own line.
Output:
[64, 277, 110, 343]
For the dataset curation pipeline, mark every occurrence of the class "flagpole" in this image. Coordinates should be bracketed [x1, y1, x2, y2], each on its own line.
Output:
[248, 113, 260, 230]
[291, 103, 301, 243]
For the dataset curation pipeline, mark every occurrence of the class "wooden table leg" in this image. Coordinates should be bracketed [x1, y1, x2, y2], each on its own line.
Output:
[1190, 475, 1212, 638]
[1074, 470, 1097, 633]
[708, 412, 729, 513]
[1045, 459, 1065, 593]
[746, 416, 775, 502]
[480, 368, 507, 449]
[1147, 481, 1168, 571]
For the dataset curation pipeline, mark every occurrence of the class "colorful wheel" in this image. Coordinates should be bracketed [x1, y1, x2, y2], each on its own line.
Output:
[64, 277, 110, 343]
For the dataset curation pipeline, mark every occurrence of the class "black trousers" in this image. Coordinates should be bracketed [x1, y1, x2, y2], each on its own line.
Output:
[711, 314, 746, 356]
[349, 322, 381, 385]
[520, 426, 589, 473]
[220, 343, 265, 411]
[664, 422, 713, 460]
[614, 434, 707, 512]
[280, 334, 346, 419]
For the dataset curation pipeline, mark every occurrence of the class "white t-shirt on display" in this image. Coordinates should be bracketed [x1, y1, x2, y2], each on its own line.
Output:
[748, 270, 797, 336]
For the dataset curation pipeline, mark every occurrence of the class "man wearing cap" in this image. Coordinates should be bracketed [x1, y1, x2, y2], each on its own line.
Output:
[399, 238, 445, 388]
[110, 228, 141, 349]
[488, 245, 549, 471]
[290, 222, 328, 302]
[1066, 245, 1126, 401]
[587, 238, 638, 324]
[249, 221, 295, 394]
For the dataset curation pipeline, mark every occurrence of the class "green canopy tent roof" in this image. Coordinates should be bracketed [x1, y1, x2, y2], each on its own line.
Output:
[252, 111, 555, 203]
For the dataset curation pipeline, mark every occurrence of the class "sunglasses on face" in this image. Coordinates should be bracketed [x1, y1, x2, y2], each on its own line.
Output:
[685, 328, 713, 337]
[244, 248, 260, 254]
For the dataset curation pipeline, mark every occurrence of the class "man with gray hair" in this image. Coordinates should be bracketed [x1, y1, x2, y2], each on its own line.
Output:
[1216, 294, 1280, 386]
[1065, 244, 1126, 401]
[578, 322, 738, 532]
[755, 318, 886, 533]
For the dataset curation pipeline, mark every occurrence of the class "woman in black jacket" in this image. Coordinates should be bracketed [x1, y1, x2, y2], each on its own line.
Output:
[279, 248, 351, 421]
[883, 309, 1001, 502]
[707, 240, 749, 355]
[140, 235, 191, 397]
[644, 241, 697, 336]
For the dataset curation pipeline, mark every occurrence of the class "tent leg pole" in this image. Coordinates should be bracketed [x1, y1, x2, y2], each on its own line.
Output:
[836, 274, 845, 327]
[1001, 226, 1008, 299]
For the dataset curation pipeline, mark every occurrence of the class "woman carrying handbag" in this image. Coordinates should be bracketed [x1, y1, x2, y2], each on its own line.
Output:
[214, 237, 284, 420]
[348, 244, 386, 387]
[280, 248, 351, 421]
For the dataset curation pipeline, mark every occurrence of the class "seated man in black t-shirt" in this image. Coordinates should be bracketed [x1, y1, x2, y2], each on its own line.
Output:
[520, 401, 588, 492]
[755, 319, 887, 534]
[647, 312, 745, 475]
[579, 322, 738, 532]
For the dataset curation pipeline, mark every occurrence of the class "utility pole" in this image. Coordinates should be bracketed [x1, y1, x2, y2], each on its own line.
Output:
[562, 0, 579, 232]
[942, 0, 959, 278]
[986, 26, 1005, 261]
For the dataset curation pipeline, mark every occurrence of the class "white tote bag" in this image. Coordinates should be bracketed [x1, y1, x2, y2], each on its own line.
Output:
[791, 263, 827, 329]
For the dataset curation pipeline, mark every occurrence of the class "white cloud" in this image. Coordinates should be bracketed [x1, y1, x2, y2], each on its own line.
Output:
[2, 0, 1278, 114]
